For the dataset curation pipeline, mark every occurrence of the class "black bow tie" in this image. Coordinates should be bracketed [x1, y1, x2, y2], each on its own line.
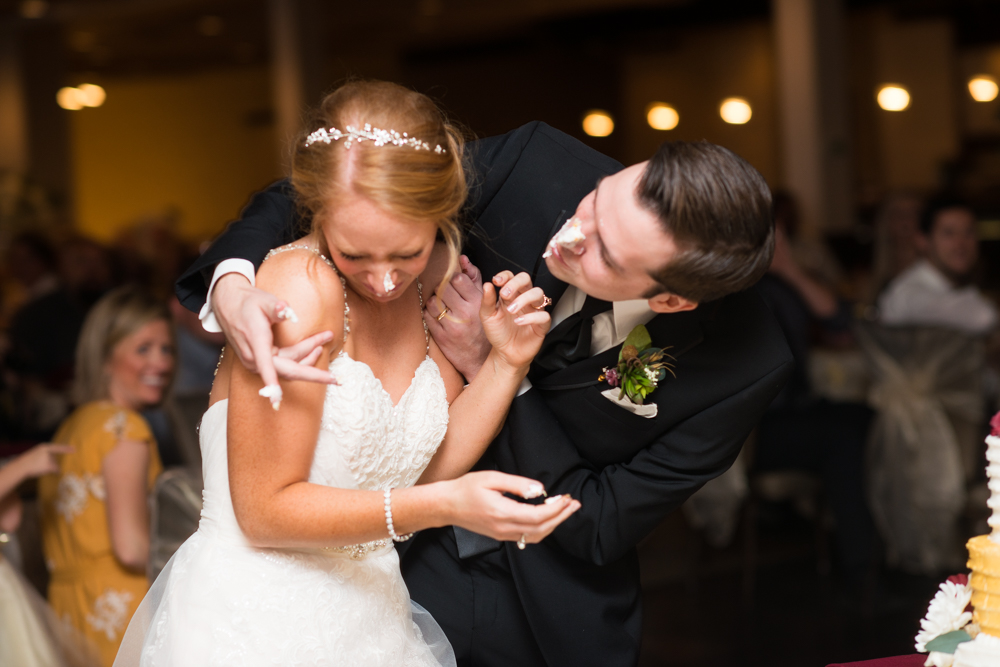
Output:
[529, 294, 612, 383]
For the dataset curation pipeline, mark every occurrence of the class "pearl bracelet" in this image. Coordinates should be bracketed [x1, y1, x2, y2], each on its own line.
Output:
[384, 488, 413, 543]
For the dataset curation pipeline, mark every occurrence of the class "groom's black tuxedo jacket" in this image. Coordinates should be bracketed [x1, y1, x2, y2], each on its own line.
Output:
[177, 122, 793, 666]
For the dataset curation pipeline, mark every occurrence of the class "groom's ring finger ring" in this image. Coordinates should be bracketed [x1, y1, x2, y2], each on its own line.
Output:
[535, 296, 552, 310]
[436, 307, 450, 321]
[517, 534, 527, 550]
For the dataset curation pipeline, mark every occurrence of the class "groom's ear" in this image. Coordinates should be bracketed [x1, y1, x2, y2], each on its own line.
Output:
[647, 291, 698, 314]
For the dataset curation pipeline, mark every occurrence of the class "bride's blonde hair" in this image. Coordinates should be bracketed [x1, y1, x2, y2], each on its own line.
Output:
[292, 80, 467, 284]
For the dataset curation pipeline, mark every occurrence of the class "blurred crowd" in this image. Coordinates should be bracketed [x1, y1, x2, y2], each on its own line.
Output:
[0, 186, 999, 664]
[689, 187, 1000, 605]
[0, 215, 222, 666]
[0, 217, 223, 454]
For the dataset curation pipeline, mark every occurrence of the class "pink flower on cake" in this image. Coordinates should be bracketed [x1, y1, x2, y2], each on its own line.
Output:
[915, 579, 974, 654]
[990, 411, 1000, 437]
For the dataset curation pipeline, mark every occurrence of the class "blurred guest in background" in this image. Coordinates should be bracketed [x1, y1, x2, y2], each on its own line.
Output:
[113, 212, 189, 298]
[754, 195, 877, 588]
[167, 296, 223, 396]
[0, 443, 100, 667]
[867, 192, 923, 305]
[3, 232, 60, 323]
[39, 286, 171, 667]
[878, 196, 997, 335]
[59, 236, 117, 309]
[3, 235, 116, 442]
[772, 190, 843, 289]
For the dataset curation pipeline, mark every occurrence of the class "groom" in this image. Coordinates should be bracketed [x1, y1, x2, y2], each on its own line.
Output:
[177, 121, 792, 666]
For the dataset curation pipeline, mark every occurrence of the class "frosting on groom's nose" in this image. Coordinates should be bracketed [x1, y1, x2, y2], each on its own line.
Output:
[543, 216, 587, 258]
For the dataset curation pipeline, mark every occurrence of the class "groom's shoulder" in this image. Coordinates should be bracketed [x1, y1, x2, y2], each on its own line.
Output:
[656, 287, 792, 377]
[686, 286, 793, 376]
[465, 123, 623, 219]
[469, 122, 623, 181]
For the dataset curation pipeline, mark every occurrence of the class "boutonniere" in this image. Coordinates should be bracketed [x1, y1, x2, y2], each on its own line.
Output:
[598, 324, 675, 405]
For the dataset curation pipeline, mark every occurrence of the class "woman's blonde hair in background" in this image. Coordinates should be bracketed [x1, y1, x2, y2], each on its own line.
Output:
[291, 80, 468, 287]
[73, 285, 174, 405]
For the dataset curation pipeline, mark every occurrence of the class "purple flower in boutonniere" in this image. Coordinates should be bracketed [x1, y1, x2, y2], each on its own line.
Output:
[598, 324, 675, 405]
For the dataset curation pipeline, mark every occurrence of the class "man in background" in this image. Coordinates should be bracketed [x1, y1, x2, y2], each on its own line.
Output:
[878, 197, 997, 335]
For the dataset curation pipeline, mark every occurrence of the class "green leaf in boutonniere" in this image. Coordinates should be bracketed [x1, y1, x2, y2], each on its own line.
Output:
[598, 324, 675, 405]
[620, 326, 652, 359]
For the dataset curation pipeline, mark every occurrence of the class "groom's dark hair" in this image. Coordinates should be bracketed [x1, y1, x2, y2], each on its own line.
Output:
[638, 141, 774, 303]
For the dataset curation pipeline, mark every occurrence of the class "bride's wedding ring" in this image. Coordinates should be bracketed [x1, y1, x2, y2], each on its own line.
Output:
[436, 307, 450, 321]
[535, 295, 553, 310]
[517, 534, 527, 550]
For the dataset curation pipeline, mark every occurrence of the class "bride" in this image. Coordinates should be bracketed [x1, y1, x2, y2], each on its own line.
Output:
[113, 81, 580, 666]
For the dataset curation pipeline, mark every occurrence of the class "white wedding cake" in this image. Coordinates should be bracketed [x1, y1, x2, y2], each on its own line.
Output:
[918, 417, 1000, 667]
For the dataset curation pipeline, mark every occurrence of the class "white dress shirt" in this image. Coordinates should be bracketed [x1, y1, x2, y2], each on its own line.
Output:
[200, 259, 257, 332]
[878, 259, 998, 335]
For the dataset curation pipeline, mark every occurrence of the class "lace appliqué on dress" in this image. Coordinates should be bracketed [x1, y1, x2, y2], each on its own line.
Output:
[319, 356, 448, 492]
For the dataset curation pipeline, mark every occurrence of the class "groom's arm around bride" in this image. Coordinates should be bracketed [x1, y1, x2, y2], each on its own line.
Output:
[177, 120, 793, 667]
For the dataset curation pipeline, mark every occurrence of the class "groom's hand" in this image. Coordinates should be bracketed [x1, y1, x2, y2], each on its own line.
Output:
[424, 255, 492, 382]
[212, 273, 337, 386]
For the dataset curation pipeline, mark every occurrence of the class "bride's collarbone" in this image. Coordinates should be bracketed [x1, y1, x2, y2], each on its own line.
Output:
[341, 317, 429, 393]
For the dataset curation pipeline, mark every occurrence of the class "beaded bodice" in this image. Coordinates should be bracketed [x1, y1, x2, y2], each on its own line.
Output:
[261, 243, 446, 486]
[198, 244, 448, 556]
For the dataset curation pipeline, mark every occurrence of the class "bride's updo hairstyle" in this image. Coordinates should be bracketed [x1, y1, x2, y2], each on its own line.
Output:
[292, 80, 467, 282]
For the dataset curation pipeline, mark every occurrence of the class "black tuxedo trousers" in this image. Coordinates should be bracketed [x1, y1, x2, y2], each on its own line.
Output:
[176, 121, 793, 666]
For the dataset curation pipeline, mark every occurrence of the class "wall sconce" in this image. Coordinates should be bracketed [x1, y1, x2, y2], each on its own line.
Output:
[720, 98, 752, 124]
[57, 83, 106, 110]
[646, 103, 679, 130]
[876, 85, 910, 111]
[582, 110, 614, 137]
[969, 76, 999, 102]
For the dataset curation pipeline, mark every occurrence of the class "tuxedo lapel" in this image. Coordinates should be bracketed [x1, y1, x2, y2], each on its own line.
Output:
[533, 300, 717, 391]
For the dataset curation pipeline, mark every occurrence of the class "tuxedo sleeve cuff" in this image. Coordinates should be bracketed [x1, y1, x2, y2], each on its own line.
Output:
[199, 258, 256, 333]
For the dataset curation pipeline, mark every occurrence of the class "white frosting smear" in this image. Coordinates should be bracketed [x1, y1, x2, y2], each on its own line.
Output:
[277, 306, 299, 323]
[383, 272, 396, 294]
[542, 216, 586, 258]
[258, 384, 283, 410]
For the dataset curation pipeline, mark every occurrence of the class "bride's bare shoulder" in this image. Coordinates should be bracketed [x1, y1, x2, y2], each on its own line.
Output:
[256, 242, 345, 344]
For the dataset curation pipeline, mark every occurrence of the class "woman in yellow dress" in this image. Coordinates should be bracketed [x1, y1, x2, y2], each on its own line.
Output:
[39, 286, 173, 667]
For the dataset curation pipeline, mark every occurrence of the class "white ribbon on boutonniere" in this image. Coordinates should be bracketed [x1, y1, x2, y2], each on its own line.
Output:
[598, 324, 675, 419]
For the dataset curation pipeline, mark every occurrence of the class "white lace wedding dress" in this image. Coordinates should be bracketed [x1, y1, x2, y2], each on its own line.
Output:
[114, 247, 454, 666]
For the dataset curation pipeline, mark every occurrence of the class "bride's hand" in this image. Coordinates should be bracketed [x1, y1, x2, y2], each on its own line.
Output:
[479, 271, 551, 373]
[446, 471, 581, 546]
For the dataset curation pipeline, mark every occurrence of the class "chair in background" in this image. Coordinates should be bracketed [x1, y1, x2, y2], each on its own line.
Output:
[163, 391, 209, 471]
[148, 390, 209, 578]
[855, 321, 985, 574]
[148, 467, 203, 580]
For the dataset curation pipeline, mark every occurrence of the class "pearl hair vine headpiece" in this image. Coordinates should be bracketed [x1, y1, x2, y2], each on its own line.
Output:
[304, 123, 445, 153]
